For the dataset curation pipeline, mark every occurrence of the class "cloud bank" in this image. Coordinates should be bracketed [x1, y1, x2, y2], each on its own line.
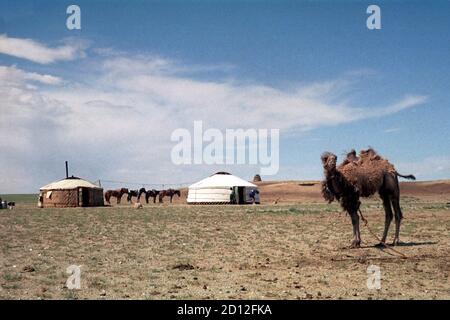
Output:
[0, 38, 428, 193]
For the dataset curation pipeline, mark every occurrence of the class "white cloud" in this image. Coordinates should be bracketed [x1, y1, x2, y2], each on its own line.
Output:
[366, 95, 428, 118]
[0, 65, 62, 85]
[0, 34, 86, 64]
[23, 72, 62, 85]
[0, 51, 428, 193]
[0, 66, 68, 151]
[384, 127, 401, 133]
[100, 56, 426, 131]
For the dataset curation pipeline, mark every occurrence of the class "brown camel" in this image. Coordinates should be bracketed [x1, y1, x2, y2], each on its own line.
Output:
[321, 148, 415, 248]
[105, 188, 129, 205]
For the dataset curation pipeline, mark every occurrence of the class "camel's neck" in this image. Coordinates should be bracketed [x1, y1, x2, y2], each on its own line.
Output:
[324, 168, 343, 195]
[324, 167, 338, 179]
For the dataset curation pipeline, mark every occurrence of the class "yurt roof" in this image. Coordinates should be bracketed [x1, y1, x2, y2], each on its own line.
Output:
[189, 172, 257, 189]
[40, 177, 102, 190]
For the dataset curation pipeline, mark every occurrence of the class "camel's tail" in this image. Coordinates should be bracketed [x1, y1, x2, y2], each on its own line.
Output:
[396, 172, 416, 180]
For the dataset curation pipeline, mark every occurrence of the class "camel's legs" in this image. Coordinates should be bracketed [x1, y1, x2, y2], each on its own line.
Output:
[349, 211, 361, 248]
[380, 194, 393, 245]
[391, 197, 403, 246]
[170, 196, 173, 203]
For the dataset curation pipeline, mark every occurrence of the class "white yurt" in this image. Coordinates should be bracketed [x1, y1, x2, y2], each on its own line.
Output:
[187, 172, 260, 204]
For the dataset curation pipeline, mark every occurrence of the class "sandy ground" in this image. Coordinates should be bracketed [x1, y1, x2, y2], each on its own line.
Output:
[0, 181, 449, 300]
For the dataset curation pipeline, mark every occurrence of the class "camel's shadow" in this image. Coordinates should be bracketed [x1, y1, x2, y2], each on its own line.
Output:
[392, 241, 438, 247]
[363, 241, 438, 249]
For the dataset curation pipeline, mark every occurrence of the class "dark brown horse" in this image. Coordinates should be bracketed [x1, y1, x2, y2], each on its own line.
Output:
[145, 189, 160, 204]
[159, 189, 180, 203]
[128, 188, 148, 203]
[127, 189, 139, 203]
[105, 188, 129, 204]
[138, 188, 147, 202]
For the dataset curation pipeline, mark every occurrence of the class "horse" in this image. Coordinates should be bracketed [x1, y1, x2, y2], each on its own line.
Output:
[105, 188, 129, 204]
[158, 189, 181, 203]
[138, 188, 147, 202]
[127, 189, 140, 203]
[145, 189, 160, 204]
[127, 188, 148, 203]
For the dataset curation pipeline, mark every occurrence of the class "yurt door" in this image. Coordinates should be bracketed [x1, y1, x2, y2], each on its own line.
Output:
[237, 187, 245, 204]
[80, 188, 90, 207]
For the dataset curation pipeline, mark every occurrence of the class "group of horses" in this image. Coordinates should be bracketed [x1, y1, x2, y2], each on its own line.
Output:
[104, 188, 181, 205]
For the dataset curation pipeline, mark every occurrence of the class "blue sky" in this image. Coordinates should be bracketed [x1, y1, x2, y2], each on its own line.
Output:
[0, 0, 449, 193]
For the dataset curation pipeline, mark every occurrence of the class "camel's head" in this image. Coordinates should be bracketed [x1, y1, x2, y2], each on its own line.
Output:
[321, 152, 337, 172]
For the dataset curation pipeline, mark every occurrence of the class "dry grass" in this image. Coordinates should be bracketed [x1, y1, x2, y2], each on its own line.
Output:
[1, 199, 449, 300]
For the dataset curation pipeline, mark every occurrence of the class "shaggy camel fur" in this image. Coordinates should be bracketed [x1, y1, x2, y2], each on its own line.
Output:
[321, 148, 415, 248]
